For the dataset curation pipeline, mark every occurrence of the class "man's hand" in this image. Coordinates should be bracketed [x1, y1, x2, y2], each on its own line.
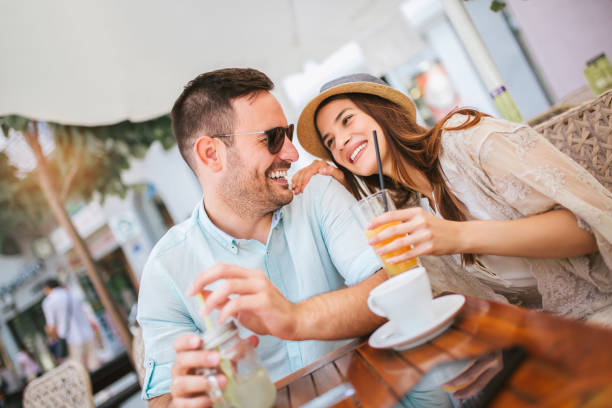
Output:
[188, 264, 299, 340]
[45, 325, 59, 341]
[150, 333, 259, 407]
[168, 333, 226, 407]
[189, 265, 386, 342]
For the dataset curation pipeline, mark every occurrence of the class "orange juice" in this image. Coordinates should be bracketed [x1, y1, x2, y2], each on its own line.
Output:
[365, 221, 419, 277]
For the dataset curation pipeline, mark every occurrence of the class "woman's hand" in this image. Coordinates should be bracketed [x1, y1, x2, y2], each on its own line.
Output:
[367, 207, 464, 263]
[291, 160, 345, 194]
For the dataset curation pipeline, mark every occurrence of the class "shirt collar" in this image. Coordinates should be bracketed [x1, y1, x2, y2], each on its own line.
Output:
[272, 207, 285, 228]
[196, 200, 285, 252]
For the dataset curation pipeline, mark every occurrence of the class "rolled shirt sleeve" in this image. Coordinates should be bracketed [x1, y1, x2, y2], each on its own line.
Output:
[137, 256, 199, 399]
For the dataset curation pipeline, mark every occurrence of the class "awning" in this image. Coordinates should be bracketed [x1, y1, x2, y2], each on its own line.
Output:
[0, 0, 403, 125]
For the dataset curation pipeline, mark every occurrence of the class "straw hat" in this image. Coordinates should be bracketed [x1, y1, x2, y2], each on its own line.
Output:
[297, 73, 416, 161]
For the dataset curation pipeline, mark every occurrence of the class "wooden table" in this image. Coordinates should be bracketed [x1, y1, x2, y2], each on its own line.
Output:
[274, 296, 612, 407]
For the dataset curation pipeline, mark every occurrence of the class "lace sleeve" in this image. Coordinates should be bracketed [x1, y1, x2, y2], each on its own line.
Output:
[477, 123, 612, 287]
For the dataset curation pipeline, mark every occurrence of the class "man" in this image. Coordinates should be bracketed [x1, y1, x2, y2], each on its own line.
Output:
[42, 279, 100, 371]
[137, 68, 386, 407]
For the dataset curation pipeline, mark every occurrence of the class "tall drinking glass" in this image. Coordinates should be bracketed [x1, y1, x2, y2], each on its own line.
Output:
[352, 190, 419, 277]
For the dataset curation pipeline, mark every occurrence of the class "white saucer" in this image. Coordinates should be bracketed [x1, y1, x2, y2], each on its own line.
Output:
[369, 294, 465, 351]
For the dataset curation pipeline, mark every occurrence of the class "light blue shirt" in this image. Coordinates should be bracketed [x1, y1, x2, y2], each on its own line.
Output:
[137, 175, 382, 399]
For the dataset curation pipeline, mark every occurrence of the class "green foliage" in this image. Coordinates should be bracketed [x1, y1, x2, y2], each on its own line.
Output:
[0, 153, 47, 252]
[2, 115, 30, 132]
[48, 115, 174, 203]
[490, 0, 506, 12]
[0, 153, 22, 248]
[0, 114, 175, 243]
[463, 0, 507, 12]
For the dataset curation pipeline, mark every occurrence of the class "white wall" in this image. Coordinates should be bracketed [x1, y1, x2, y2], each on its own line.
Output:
[121, 142, 202, 223]
[399, 0, 499, 116]
[506, 0, 612, 101]
[464, 0, 551, 119]
[0, 256, 24, 287]
[421, 14, 499, 116]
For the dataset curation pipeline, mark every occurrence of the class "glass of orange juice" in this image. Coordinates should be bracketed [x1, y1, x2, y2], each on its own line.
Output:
[352, 190, 419, 277]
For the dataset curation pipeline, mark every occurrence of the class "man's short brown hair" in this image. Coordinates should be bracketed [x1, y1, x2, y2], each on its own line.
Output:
[171, 68, 274, 170]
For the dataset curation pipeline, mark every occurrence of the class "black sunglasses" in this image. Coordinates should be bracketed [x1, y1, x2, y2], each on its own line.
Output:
[212, 124, 294, 154]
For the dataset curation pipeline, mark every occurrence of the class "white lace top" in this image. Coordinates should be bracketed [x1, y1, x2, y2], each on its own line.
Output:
[417, 114, 612, 321]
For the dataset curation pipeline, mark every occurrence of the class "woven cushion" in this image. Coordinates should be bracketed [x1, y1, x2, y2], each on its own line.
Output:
[23, 360, 94, 408]
[534, 89, 612, 190]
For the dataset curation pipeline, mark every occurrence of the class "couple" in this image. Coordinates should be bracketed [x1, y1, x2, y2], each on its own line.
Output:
[138, 68, 612, 407]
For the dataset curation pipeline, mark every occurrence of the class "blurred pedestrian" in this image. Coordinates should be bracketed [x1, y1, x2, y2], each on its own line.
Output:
[42, 279, 101, 371]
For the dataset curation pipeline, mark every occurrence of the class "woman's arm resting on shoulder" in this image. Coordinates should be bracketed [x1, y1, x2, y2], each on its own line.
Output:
[291, 160, 346, 194]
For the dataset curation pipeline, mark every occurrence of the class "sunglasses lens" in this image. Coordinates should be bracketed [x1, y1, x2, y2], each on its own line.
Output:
[267, 125, 294, 154]
[267, 128, 283, 154]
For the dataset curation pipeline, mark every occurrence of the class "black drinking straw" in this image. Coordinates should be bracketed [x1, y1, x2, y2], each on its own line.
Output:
[372, 130, 388, 211]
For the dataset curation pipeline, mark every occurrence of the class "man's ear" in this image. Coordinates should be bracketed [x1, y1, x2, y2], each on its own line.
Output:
[194, 136, 223, 172]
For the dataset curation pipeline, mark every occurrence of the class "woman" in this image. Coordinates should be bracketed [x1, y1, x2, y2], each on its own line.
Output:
[294, 73, 612, 324]
[16, 346, 41, 383]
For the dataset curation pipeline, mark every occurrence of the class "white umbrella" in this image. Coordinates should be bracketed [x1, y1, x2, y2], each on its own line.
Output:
[0, 0, 404, 125]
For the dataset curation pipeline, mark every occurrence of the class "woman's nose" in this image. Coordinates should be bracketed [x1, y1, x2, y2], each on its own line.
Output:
[336, 132, 351, 149]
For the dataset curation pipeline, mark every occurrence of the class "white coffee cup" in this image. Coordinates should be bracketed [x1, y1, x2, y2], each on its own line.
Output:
[367, 267, 435, 337]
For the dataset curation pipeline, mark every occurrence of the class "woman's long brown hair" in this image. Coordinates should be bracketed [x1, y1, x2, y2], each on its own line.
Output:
[315, 93, 489, 265]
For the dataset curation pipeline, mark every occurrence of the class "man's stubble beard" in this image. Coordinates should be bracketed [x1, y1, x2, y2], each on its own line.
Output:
[219, 148, 293, 218]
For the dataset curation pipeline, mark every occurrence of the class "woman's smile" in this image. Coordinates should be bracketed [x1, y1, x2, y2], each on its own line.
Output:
[348, 141, 368, 164]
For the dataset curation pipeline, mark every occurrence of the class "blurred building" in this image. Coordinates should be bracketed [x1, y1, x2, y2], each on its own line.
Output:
[281, 0, 611, 160]
[0, 141, 200, 384]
